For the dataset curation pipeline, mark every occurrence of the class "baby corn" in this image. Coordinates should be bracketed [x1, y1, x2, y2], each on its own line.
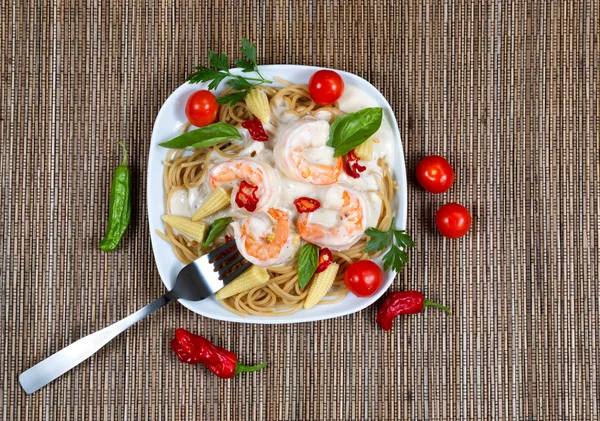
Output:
[354, 138, 374, 161]
[215, 265, 270, 299]
[162, 215, 208, 243]
[192, 187, 230, 221]
[304, 263, 340, 309]
[245, 88, 271, 124]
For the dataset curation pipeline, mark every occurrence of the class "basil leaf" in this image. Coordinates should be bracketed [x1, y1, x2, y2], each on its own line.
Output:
[202, 217, 233, 249]
[327, 107, 383, 157]
[297, 243, 319, 288]
[159, 123, 241, 150]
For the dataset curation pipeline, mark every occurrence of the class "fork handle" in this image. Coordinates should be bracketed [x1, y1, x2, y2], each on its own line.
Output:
[19, 294, 172, 394]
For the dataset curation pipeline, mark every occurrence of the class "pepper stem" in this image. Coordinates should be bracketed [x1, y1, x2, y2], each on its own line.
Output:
[234, 361, 268, 375]
[423, 299, 452, 316]
[118, 141, 128, 166]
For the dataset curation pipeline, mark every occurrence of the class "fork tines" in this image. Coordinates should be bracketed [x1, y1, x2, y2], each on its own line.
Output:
[207, 240, 251, 283]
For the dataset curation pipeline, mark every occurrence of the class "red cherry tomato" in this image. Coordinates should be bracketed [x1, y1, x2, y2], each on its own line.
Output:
[415, 155, 455, 193]
[435, 203, 472, 238]
[185, 90, 218, 127]
[343, 260, 383, 297]
[308, 70, 345, 105]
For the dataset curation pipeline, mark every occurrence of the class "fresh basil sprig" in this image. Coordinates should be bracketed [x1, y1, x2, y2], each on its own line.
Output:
[187, 39, 272, 107]
[297, 243, 319, 288]
[327, 107, 383, 157]
[159, 122, 241, 150]
[202, 217, 233, 249]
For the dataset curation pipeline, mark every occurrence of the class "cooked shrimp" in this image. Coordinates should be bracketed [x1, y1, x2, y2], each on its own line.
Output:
[297, 185, 369, 251]
[233, 208, 299, 267]
[273, 117, 343, 185]
[208, 158, 279, 213]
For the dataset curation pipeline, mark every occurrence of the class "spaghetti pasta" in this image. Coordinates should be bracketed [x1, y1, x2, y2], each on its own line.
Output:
[159, 81, 395, 316]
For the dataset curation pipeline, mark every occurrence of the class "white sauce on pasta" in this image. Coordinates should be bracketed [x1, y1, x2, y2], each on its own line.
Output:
[169, 85, 396, 244]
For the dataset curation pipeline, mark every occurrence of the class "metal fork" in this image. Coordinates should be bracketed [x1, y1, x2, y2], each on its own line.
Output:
[19, 240, 249, 394]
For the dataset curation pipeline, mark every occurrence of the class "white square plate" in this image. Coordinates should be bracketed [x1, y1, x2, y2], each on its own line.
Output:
[147, 65, 407, 324]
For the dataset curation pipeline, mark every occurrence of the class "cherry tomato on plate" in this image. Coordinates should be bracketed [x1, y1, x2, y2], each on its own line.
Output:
[185, 90, 218, 127]
[435, 203, 471, 238]
[308, 70, 345, 105]
[415, 155, 455, 194]
[344, 260, 383, 297]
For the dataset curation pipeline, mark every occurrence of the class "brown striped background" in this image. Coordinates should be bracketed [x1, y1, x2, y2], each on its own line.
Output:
[1, 1, 599, 420]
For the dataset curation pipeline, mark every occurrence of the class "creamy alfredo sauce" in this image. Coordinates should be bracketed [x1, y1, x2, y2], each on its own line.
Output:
[168, 85, 396, 258]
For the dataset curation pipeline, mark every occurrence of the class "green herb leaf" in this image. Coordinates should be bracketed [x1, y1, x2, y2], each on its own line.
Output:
[208, 51, 229, 71]
[227, 76, 253, 91]
[240, 38, 257, 65]
[202, 217, 233, 248]
[159, 122, 241, 149]
[234, 59, 255, 73]
[393, 230, 415, 248]
[364, 222, 414, 274]
[187, 40, 272, 109]
[298, 244, 319, 288]
[327, 107, 383, 157]
[382, 247, 409, 273]
[216, 90, 248, 107]
[364, 227, 390, 253]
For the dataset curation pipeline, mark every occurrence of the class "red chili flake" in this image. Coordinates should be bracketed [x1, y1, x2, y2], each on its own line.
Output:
[242, 118, 269, 141]
[343, 150, 367, 178]
[315, 248, 333, 273]
[293, 197, 321, 213]
[234, 180, 260, 212]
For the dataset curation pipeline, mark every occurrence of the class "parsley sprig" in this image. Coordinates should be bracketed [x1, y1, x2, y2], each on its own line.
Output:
[364, 218, 415, 273]
[187, 39, 272, 107]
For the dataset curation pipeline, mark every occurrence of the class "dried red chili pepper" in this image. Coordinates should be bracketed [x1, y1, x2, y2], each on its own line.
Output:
[242, 118, 269, 141]
[316, 248, 333, 273]
[234, 180, 259, 212]
[376, 291, 451, 331]
[343, 150, 366, 179]
[171, 328, 267, 378]
[293, 197, 321, 213]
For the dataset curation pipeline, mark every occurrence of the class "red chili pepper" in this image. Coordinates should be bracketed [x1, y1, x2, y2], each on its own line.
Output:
[242, 118, 269, 141]
[316, 248, 333, 273]
[170, 328, 267, 378]
[343, 150, 366, 179]
[376, 291, 451, 331]
[234, 180, 259, 212]
[293, 197, 321, 213]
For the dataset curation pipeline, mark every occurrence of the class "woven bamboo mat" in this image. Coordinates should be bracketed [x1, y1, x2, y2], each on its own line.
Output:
[1, 1, 599, 420]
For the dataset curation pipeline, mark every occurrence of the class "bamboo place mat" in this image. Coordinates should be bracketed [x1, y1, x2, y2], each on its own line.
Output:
[1, 1, 599, 420]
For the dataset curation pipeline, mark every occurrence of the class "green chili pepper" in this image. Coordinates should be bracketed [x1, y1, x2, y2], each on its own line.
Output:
[99, 142, 131, 252]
